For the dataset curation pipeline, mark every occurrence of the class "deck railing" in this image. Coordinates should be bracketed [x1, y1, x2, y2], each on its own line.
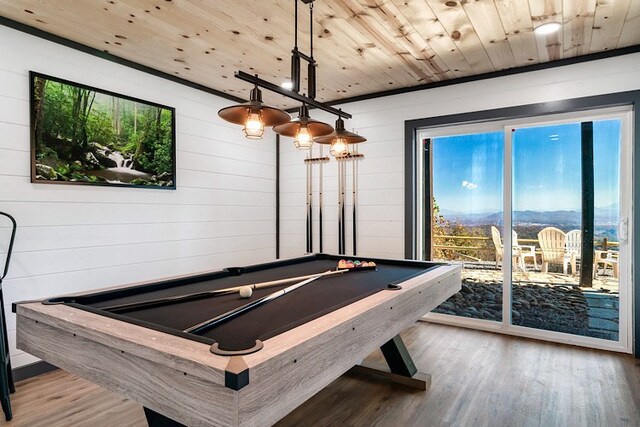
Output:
[433, 234, 619, 260]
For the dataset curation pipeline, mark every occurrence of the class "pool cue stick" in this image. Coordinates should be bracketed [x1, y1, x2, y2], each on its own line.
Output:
[352, 147, 357, 256]
[184, 273, 327, 334]
[305, 153, 311, 253]
[337, 159, 342, 254]
[309, 147, 313, 253]
[338, 158, 342, 254]
[319, 145, 324, 253]
[341, 154, 346, 254]
[104, 269, 347, 312]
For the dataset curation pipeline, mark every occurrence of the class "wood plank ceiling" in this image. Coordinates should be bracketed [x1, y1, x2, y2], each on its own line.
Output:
[1, 0, 639, 108]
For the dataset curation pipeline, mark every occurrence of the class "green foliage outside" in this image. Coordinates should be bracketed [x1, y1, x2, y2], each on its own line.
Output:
[33, 76, 174, 186]
[432, 198, 492, 262]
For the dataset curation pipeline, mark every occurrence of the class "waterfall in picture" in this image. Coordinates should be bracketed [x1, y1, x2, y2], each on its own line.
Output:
[84, 146, 152, 184]
[107, 151, 132, 169]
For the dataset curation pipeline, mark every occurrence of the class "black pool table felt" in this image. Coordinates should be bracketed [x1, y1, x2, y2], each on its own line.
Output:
[52, 258, 436, 352]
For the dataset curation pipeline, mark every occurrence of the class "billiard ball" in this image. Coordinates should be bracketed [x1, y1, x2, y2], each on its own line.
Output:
[239, 286, 253, 299]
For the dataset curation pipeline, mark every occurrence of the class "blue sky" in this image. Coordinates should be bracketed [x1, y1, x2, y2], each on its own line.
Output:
[432, 119, 620, 214]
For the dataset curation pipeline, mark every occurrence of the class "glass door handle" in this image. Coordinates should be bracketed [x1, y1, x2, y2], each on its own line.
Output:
[619, 217, 629, 242]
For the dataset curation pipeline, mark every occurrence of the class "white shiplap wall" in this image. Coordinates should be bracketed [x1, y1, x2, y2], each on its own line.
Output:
[280, 52, 640, 260]
[0, 26, 277, 368]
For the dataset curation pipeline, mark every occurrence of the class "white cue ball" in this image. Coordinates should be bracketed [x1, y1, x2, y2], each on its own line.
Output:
[239, 286, 253, 299]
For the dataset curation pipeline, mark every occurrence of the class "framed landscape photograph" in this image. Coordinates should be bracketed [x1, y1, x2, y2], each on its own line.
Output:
[30, 72, 176, 189]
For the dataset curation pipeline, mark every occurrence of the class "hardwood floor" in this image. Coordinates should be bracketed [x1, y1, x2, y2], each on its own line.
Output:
[2, 323, 639, 427]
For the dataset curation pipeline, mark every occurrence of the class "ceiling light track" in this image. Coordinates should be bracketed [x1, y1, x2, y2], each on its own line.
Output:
[234, 71, 352, 119]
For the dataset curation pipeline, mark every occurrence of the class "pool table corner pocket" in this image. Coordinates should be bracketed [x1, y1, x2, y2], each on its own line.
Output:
[210, 340, 264, 357]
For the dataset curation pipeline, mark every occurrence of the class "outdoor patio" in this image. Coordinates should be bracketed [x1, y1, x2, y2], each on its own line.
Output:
[433, 262, 620, 341]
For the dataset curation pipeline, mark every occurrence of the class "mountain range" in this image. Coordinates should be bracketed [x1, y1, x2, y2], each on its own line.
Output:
[440, 204, 619, 227]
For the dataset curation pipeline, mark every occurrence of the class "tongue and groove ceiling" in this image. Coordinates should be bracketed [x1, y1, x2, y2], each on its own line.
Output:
[1, 0, 639, 108]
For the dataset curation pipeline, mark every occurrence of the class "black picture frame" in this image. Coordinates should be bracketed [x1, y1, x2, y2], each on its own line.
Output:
[29, 71, 177, 190]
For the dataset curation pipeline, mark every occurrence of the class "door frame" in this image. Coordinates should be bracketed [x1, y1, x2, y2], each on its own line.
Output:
[503, 109, 631, 353]
[404, 91, 640, 356]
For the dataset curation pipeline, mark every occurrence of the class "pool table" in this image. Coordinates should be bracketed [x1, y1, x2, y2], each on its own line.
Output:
[14, 254, 461, 426]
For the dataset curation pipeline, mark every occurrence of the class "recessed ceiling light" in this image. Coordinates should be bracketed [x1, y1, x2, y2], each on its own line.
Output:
[281, 81, 293, 90]
[534, 22, 561, 36]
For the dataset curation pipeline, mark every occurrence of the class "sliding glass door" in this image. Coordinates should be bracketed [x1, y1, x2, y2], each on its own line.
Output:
[509, 119, 623, 341]
[420, 108, 632, 353]
[426, 129, 504, 322]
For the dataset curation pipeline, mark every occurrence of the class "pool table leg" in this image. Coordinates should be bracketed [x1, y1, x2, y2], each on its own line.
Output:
[348, 334, 431, 391]
[380, 334, 418, 377]
[143, 407, 185, 427]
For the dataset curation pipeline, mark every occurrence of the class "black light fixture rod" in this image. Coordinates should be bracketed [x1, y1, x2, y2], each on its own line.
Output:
[291, 0, 300, 93]
[291, 49, 301, 93]
[307, 1, 316, 99]
[235, 71, 352, 119]
[309, 1, 314, 60]
[294, 0, 298, 49]
[295, 50, 315, 64]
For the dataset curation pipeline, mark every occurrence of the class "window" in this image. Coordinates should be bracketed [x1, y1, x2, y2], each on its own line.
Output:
[414, 107, 633, 353]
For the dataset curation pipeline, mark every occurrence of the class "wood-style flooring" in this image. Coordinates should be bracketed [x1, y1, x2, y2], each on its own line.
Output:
[1, 323, 639, 427]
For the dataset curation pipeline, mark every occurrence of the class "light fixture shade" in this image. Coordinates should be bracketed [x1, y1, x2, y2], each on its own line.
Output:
[272, 105, 334, 138]
[218, 86, 291, 127]
[313, 116, 366, 145]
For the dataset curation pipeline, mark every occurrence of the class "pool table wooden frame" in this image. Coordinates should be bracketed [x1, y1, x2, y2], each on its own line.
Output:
[15, 259, 461, 426]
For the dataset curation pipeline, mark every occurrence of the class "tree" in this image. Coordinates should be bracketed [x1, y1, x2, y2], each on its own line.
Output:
[133, 102, 138, 135]
[432, 197, 488, 262]
[112, 97, 121, 137]
[33, 77, 47, 147]
[68, 86, 95, 150]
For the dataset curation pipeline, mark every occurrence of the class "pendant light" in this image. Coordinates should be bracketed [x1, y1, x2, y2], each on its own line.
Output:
[273, 104, 333, 150]
[217, 83, 291, 140]
[314, 115, 366, 157]
[217, 0, 364, 146]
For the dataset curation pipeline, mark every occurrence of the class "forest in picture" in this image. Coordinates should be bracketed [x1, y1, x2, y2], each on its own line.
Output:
[31, 74, 175, 188]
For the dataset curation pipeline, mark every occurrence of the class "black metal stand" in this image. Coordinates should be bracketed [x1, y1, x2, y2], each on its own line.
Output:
[0, 212, 17, 421]
[348, 334, 430, 390]
[143, 408, 185, 427]
[380, 335, 418, 377]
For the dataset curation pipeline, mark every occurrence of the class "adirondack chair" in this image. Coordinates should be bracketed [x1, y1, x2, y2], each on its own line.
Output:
[513, 230, 537, 270]
[491, 226, 524, 270]
[538, 227, 570, 274]
[593, 250, 619, 278]
[491, 226, 503, 267]
[564, 229, 581, 275]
